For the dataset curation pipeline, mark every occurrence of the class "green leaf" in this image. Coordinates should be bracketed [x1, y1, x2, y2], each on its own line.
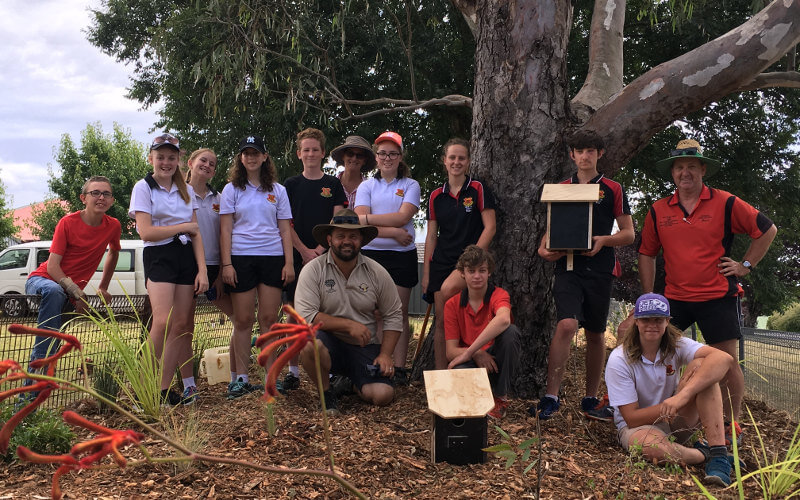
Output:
[483, 443, 513, 453]
[520, 437, 539, 449]
[523, 461, 537, 475]
[494, 425, 510, 440]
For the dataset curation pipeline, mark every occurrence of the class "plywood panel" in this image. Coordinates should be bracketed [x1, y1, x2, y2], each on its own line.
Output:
[423, 368, 494, 418]
[541, 183, 600, 202]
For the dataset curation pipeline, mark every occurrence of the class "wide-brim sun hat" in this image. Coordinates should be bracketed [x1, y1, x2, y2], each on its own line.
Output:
[312, 209, 379, 248]
[654, 139, 722, 180]
[330, 136, 377, 172]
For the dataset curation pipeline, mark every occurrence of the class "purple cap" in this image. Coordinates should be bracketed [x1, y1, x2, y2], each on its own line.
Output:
[634, 293, 671, 318]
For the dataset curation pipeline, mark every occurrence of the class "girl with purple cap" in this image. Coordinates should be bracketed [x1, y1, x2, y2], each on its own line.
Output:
[605, 293, 738, 487]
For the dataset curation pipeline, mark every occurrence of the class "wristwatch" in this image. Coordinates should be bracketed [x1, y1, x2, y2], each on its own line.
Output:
[742, 260, 752, 270]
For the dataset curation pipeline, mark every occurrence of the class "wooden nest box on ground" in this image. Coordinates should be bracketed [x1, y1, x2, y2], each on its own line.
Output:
[423, 368, 495, 465]
[540, 183, 600, 270]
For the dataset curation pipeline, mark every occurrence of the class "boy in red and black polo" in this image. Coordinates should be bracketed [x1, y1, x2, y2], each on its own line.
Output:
[533, 131, 635, 422]
[445, 245, 520, 419]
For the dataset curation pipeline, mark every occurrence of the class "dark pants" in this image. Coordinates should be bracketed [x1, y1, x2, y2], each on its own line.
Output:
[454, 324, 521, 397]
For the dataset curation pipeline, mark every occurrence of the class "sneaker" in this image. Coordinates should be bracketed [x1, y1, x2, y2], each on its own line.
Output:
[161, 389, 181, 406]
[582, 395, 614, 423]
[322, 389, 341, 416]
[488, 397, 509, 420]
[330, 375, 354, 397]
[282, 372, 300, 391]
[181, 386, 198, 405]
[703, 455, 732, 487]
[529, 396, 560, 420]
[392, 367, 409, 386]
[227, 378, 264, 400]
[725, 421, 743, 447]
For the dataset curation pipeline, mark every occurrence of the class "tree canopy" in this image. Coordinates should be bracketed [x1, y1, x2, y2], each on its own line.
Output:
[88, 0, 800, 393]
[32, 123, 150, 240]
[0, 178, 17, 249]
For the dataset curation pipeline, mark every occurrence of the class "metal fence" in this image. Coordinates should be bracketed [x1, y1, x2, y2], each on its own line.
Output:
[0, 294, 231, 408]
[740, 327, 800, 419]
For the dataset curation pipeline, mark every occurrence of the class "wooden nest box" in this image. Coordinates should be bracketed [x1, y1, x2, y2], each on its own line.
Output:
[423, 368, 495, 465]
[541, 183, 600, 269]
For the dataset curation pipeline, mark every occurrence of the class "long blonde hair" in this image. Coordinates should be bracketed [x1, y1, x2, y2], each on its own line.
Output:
[622, 320, 684, 364]
[185, 148, 217, 183]
[149, 149, 190, 204]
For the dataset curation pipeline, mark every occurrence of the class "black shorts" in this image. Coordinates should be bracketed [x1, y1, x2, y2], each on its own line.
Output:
[553, 270, 613, 333]
[317, 331, 393, 390]
[282, 257, 305, 303]
[144, 239, 197, 286]
[669, 296, 741, 344]
[427, 259, 456, 295]
[361, 249, 419, 288]
[204, 265, 221, 301]
[225, 255, 285, 293]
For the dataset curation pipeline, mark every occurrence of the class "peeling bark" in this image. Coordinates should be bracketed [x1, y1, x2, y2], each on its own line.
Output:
[589, 0, 800, 174]
[571, 0, 627, 122]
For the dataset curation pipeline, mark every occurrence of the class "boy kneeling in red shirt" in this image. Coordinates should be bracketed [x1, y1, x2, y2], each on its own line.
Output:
[445, 245, 521, 419]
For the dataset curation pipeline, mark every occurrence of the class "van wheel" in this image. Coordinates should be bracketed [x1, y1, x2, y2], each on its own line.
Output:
[2, 294, 28, 317]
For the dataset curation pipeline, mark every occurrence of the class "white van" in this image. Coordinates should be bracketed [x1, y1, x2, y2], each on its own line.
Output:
[0, 240, 145, 316]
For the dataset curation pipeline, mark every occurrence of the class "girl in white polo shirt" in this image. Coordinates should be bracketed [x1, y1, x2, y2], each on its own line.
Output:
[129, 133, 209, 406]
[219, 135, 294, 400]
[354, 131, 420, 384]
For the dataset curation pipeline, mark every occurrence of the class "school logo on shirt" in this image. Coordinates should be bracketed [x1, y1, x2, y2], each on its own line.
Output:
[320, 187, 332, 198]
[463, 197, 474, 212]
[596, 189, 606, 204]
[358, 283, 369, 292]
[395, 189, 405, 197]
[324, 279, 336, 293]
[212, 203, 220, 213]
[665, 364, 675, 376]
[266, 194, 277, 203]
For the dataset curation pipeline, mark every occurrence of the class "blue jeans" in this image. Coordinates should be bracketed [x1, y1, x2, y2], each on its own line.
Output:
[25, 275, 68, 365]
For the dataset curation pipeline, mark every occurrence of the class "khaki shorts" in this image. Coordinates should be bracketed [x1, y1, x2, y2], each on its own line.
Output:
[617, 422, 696, 450]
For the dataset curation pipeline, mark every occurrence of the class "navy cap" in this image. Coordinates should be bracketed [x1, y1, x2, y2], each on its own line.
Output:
[238, 135, 266, 153]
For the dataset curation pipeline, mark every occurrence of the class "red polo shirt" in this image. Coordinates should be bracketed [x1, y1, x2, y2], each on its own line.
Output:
[444, 285, 512, 350]
[639, 185, 773, 302]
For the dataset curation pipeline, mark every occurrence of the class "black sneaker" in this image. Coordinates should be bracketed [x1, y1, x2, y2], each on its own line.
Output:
[282, 372, 300, 391]
[227, 378, 264, 400]
[322, 389, 341, 416]
[392, 367, 409, 386]
[528, 396, 560, 420]
[161, 389, 181, 406]
[330, 375, 355, 397]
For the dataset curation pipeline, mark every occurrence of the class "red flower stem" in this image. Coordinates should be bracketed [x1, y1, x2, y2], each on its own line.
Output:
[29, 344, 76, 369]
[262, 338, 309, 402]
[0, 387, 54, 453]
[62, 410, 115, 435]
[8, 324, 81, 349]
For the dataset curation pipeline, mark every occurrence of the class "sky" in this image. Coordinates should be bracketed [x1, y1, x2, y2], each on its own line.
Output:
[0, 0, 161, 209]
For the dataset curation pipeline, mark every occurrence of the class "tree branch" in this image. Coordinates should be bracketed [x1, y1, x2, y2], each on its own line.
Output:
[736, 71, 800, 91]
[571, 0, 627, 122]
[450, 0, 477, 39]
[584, 0, 800, 175]
[340, 95, 473, 120]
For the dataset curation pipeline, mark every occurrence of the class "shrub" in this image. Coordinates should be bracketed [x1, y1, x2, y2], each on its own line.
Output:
[1, 403, 74, 462]
[766, 303, 800, 333]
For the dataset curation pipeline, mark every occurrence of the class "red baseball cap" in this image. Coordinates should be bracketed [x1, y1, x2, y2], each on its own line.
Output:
[374, 131, 403, 151]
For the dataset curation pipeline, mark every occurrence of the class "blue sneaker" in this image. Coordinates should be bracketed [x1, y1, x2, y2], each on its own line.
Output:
[181, 386, 198, 405]
[582, 395, 614, 423]
[703, 456, 732, 487]
[529, 396, 560, 420]
[227, 378, 264, 400]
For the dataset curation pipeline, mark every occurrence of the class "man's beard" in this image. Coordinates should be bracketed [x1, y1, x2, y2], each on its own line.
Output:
[331, 243, 359, 262]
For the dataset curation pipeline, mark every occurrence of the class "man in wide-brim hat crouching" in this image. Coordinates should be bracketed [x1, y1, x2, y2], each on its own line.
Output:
[294, 209, 403, 414]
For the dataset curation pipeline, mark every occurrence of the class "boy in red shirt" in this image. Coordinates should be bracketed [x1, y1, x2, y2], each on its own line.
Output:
[25, 176, 121, 370]
[445, 245, 520, 419]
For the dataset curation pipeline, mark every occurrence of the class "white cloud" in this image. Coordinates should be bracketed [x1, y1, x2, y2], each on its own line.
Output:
[0, 0, 161, 207]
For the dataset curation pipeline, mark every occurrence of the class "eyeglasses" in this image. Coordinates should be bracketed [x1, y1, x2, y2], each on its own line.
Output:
[376, 151, 401, 159]
[670, 147, 699, 157]
[331, 215, 360, 225]
[344, 150, 366, 159]
[84, 190, 114, 199]
[152, 133, 180, 147]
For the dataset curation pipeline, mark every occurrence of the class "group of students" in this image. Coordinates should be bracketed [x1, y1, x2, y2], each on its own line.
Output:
[24, 127, 771, 487]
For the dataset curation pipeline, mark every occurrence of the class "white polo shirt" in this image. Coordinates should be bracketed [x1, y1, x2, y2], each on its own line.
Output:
[194, 186, 221, 265]
[355, 176, 420, 252]
[219, 181, 292, 256]
[129, 173, 198, 247]
[605, 336, 704, 430]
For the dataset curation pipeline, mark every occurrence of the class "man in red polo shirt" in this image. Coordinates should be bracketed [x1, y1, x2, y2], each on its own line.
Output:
[638, 139, 777, 442]
[445, 245, 520, 419]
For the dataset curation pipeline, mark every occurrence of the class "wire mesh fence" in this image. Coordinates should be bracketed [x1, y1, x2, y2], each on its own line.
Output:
[0, 294, 231, 408]
[741, 327, 800, 419]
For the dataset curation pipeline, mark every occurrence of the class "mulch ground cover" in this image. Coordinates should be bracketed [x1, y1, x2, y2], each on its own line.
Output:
[1, 344, 797, 499]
